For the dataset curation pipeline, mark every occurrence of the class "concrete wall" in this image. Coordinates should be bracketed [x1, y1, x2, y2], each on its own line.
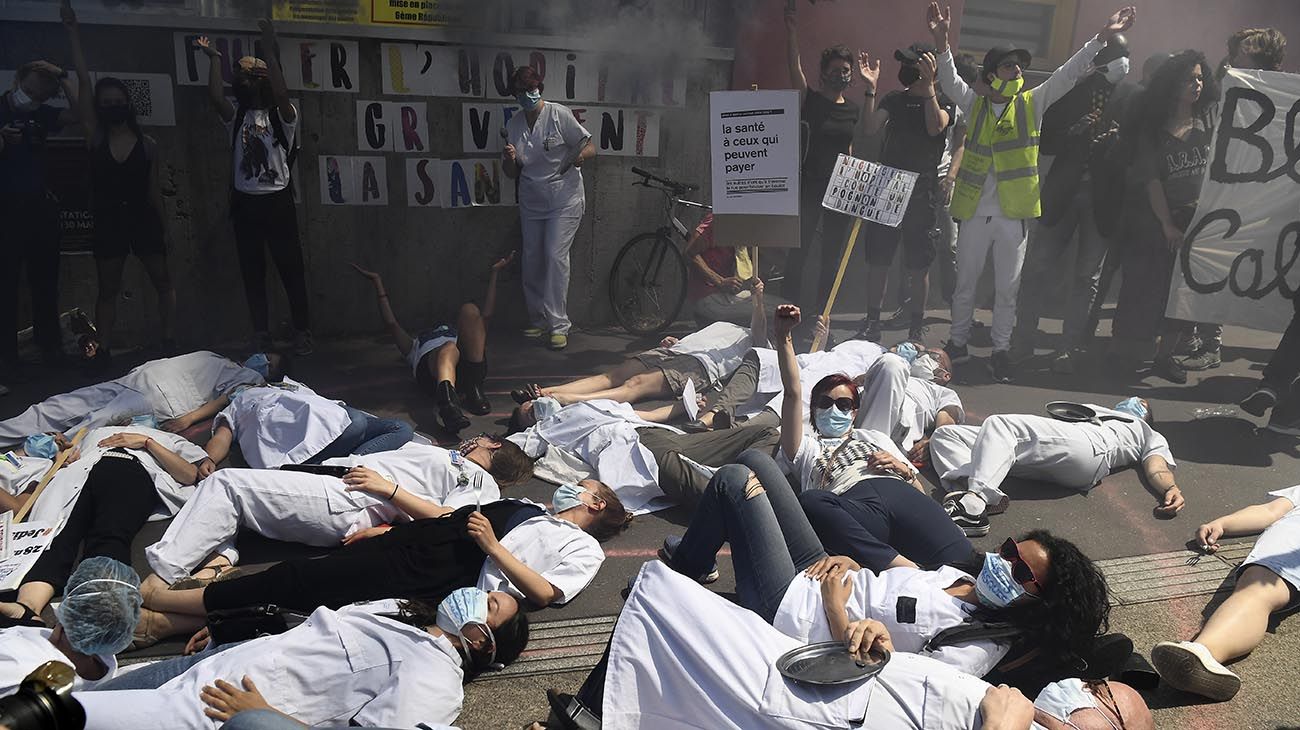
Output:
[2, 18, 729, 346]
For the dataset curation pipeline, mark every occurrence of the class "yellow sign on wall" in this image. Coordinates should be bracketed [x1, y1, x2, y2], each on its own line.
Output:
[272, 0, 462, 27]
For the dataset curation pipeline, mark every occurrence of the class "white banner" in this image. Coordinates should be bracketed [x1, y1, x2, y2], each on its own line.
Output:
[173, 33, 359, 93]
[0, 522, 55, 592]
[1166, 69, 1300, 332]
[709, 90, 801, 216]
[821, 154, 918, 228]
[461, 102, 661, 157]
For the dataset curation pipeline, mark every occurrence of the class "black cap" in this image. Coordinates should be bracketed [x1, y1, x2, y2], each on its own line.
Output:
[1093, 35, 1131, 66]
[982, 45, 1033, 78]
[894, 42, 938, 64]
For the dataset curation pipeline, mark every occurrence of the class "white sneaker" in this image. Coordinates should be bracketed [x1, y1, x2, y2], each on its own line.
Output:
[1150, 640, 1241, 701]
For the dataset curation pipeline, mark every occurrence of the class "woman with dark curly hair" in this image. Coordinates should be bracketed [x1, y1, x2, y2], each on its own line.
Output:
[1112, 50, 1219, 382]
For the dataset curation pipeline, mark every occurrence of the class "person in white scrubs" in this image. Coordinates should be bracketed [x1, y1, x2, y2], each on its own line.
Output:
[140, 435, 532, 592]
[514, 298, 767, 409]
[0, 557, 138, 694]
[1151, 484, 1300, 702]
[928, 397, 1185, 528]
[0, 435, 65, 514]
[76, 593, 529, 730]
[536, 561, 1155, 730]
[852, 347, 964, 464]
[130, 486, 626, 647]
[503, 65, 596, 351]
[0, 350, 279, 446]
[202, 377, 412, 470]
[352, 255, 513, 434]
[0, 425, 208, 625]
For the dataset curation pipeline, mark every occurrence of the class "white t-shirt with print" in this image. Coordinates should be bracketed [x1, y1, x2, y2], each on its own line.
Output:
[785, 427, 913, 493]
[226, 106, 298, 194]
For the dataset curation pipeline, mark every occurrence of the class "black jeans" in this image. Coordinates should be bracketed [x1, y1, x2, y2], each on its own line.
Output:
[798, 476, 975, 572]
[230, 188, 311, 333]
[24, 454, 159, 592]
[1262, 294, 1300, 393]
[0, 193, 62, 360]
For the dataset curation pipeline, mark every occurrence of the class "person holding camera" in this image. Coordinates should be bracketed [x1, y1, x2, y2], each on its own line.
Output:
[1, 57, 81, 377]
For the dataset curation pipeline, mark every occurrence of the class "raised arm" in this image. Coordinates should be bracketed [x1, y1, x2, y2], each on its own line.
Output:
[784, 8, 809, 93]
[774, 304, 804, 459]
[1198, 496, 1295, 551]
[258, 19, 295, 124]
[350, 264, 413, 357]
[61, 1, 96, 143]
[928, 3, 975, 112]
[917, 53, 951, 137]
[857, 52, 889, 136]
[749, 278, 768, 347]
[196, 37, 235, 122]
[467, 511, 561, 606]
[1031, 7, 1134, 111]
[482, 252, 515, 321]
[1140, 454, 1184, 515]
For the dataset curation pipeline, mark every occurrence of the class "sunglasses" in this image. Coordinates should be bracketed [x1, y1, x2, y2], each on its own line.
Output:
[999, 538, 1042, 589]
[814, 395, 856, 412]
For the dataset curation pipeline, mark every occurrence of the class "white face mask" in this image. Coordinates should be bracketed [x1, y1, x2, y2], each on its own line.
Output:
[532, 396, 561, 422]
[909, 353, 940, 381]
[1034, 678, 1121, 729]
[1094, 56, 1130, 85]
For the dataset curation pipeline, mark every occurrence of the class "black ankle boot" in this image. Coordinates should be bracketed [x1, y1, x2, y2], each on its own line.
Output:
[457, 360, 491, 416]
[435, 380, 470, 432]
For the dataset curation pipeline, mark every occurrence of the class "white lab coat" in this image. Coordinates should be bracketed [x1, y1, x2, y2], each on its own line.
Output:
[215, 378, 352, 469]
[75, 602, 465, 730]
[749, 341, 886, 422]
[146, 444, 499, 583]
[1243, 484, 1300, 592]
[0, 452, 52, 496]
[26, 426, 209, 529]
[929, 407, 1175, 503]
[604, 562, 992, 729]
[668, 322, 754, 386]
[508, 400, 675, 514]
[773, 566, 1009, 677]
[854, 354, 964, 452]
[0, 626, 118, 695]
[0, 352, 261, 446]
[477, 506, 604, 605]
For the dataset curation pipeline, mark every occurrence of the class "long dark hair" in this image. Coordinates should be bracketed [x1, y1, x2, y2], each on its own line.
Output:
[980, 530, 1111, 665]
[93, 76, 142, 139]
[1137, 49, 1220, 144]
[395, 598, 531, 677]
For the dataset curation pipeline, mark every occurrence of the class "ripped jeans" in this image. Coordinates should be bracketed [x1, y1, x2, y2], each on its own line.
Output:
[672, 449, 827, 622]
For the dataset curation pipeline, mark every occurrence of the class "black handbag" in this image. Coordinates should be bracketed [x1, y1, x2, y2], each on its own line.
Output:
[206, 604, 309, 646]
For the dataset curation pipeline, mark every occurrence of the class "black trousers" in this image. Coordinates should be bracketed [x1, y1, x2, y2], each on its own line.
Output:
[0, 193, 62, 360]
[24, 454, 160, 592]
[1262, 293, 1300, 393]
[230, 188, 311, 333]
[203, 502, 531, 613]
[786, 183, 853, 313]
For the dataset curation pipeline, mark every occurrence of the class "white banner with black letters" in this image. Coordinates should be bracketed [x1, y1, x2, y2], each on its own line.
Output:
[1167, 69, 1300, 332]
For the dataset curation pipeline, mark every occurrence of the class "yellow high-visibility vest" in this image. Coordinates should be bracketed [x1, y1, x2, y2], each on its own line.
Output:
[950, 92, 1041, 220]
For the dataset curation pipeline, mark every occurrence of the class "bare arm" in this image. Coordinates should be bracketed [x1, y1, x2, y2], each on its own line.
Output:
[204, 423, 235, 465]
[749, 279, 768, 347]
[62, 2, 95, 143]
[197, 38, 235, 122]
[468, 512, 561, 606]
[258, 19, 296, 124]
[1140, 454, 1184, 515]
[774, 305, 804, 460]
[917, 53, 951, 137]
[857, 52, 889, 136]
[784, 9, 808, 93]
[389, 486, 454, 520]
[927, 3, 975, 112]
[350, 264, 413, 357]
[162, 394, 231, 433]
[1200, 498, 1294, 547]
[482, 252, 515, 321]
[146, 438, 202, 486]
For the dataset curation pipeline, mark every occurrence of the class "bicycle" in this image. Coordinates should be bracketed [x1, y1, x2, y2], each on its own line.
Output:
[608, 167, 711, 335]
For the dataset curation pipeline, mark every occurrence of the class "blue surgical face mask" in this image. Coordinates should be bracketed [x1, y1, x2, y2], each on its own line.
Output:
[436, 586, 490, 636]
[975, 552, 1028, 609]
[532, 396, 561, 422]
[130, 414, 159, 430]
[516, 89, 542, 111]
[894, 342, 920, 364]
[813, 406, 854, 437]
[1034, 678, 1119, 729]
[552, 482, 589, 514]
[24, 434, 58, 460]
[243, 353, 270, 379]
[1114, 397, 1148, 420]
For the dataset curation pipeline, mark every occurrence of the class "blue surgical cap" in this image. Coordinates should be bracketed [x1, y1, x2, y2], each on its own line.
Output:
[55, 557, 142, 656]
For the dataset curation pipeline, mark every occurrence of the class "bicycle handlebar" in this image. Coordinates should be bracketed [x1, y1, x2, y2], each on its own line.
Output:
[631, 166, 698, 193]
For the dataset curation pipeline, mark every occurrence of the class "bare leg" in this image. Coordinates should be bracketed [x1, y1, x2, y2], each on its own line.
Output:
[457, 302, 487, 363]
[0, 581, 56, 619]
[141, 581, 209, 616]
[135, 606, 206, 644]
[550, 371, 672, 406]
[635, 390, 705, 424]
[94, 256, 127, 350]
[433, 343, 460, 384]
[139, 254, 177, 345]
[542, 360, 650, 397]
[1194, 565, 1295, 662]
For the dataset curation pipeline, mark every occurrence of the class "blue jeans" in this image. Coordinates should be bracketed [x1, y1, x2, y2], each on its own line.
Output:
[91, 641, 242, 690]
[673, 450, 827, 622]
[307, 406, 413, 463]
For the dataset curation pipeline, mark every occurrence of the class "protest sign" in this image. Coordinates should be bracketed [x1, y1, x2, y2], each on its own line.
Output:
[0, 522, 55, 591]
[708, 89, 801, 248]
[821, 154, 918, 228]
[1166, 69, 1300, 332]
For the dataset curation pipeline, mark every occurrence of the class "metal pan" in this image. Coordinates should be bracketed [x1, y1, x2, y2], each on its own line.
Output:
[1046, 401, 1132, 425]
[775, 642, 890, 686]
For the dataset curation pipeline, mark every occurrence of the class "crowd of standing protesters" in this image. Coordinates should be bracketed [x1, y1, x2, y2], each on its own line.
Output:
[0, 2, 1297, 728]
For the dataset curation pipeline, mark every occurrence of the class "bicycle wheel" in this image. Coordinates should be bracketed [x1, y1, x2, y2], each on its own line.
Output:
[608, 232, 689, 335]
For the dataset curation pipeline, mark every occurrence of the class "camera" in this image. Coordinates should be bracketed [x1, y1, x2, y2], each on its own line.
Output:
[0, 661, 85, 730]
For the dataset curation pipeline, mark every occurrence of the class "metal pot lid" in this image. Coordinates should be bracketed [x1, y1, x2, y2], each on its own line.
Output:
[775, 642, 891, 686]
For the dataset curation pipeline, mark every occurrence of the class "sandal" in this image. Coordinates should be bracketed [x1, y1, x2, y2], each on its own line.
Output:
[169, 564, 242, 591]
[511, 384, 543, 404]
[128, 608, 165, 651]
[0, 602, 44, 629]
